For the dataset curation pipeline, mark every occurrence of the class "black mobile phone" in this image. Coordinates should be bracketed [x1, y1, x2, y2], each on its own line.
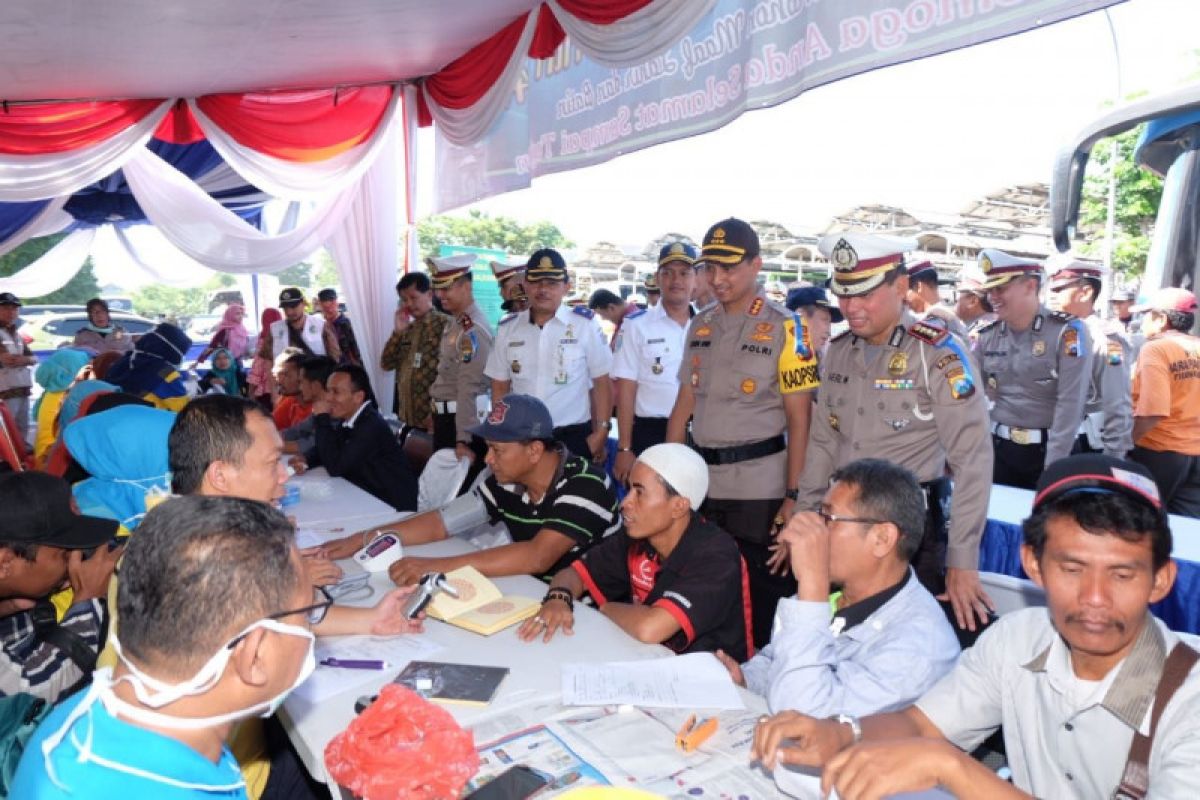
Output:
[465, 765, 550, 800]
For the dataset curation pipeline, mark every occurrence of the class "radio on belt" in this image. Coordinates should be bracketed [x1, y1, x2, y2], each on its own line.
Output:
[353, 531, 404, 573]
[402, 571, 459, 619]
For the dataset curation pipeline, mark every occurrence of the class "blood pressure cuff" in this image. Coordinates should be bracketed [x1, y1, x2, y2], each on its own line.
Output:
[439, 490, 491, 537]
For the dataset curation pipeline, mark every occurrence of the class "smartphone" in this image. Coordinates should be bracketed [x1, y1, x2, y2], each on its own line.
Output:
[465, 766, 550, 800]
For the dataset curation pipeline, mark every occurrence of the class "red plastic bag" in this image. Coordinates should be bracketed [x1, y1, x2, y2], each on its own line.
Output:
[325, 684, 479, 799]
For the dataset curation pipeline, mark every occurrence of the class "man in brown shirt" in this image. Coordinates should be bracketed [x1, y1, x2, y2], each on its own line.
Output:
[380, 271, 448, 431]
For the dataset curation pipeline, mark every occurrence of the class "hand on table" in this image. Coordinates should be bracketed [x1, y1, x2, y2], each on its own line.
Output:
[388, 556, 446, 587]
[939, 567, 995, 632]
[302, 552, 343, 586]
[822, 738, 963, 800]
[751, 710, 846, 772]
[367, 587, 425, 636]
[517, 599, 573, 643]
[305, 530, 368, 561]
[714, 649, 745, 687]
[288, 455, 308, 475]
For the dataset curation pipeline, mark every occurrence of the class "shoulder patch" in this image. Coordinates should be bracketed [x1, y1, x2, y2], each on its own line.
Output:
[1048, 310, 1076, 324]
[974, 318, 1000, 335]
[907, 319, 949, 346]
[697, 300, 719, 313]
[458, 313, 474, 331]
[498, 312, 518, 326]
[625, 308, 647, 321]
[572, 306, 595, 320]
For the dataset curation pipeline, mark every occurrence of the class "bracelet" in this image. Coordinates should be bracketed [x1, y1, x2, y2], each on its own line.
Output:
[617, 446, 633, 453]
[836, 714, 862, 745]
[543, 588, 574, 611]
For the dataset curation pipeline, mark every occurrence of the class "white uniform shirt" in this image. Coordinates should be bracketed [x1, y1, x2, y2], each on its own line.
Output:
[609, 304, 689, 418]
[485, 304, 612, 427]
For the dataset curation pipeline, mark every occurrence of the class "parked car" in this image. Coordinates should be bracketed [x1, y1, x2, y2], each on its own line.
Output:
[21, 311, 158, 357]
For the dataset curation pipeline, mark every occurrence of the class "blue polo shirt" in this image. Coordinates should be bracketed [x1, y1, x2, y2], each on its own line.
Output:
[12, 689, 247, 798]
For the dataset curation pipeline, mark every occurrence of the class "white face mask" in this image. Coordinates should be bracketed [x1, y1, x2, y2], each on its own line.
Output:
[41, 618, 315, 792]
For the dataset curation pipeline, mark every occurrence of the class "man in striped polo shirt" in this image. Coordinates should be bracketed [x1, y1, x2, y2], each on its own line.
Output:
[317, 394, 619, 584]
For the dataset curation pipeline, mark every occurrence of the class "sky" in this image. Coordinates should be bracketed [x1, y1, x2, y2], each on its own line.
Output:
[416, 0, 1200, 250]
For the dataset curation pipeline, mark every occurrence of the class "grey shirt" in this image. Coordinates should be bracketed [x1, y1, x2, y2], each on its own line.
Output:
[917, 608, 1200, 799]
[429, 302, 493, 443]
[1081, 313, 1134, 458]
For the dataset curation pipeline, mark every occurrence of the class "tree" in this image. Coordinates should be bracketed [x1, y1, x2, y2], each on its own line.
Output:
[313, 250, 340, 289]
[0, 234, 102, 304]
[276, 261, 312, 288]
[131, 285, 207, 319]
[1077, 124, 1164, 280]
[417, 210, 573, 260]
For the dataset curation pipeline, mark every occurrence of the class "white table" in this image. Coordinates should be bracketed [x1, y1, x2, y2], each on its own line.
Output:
[286, 467, 400, 533]
[279, 536, 669, 787]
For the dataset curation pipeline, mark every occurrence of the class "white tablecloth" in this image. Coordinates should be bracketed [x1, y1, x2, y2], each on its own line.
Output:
[286, 467, 400, 533]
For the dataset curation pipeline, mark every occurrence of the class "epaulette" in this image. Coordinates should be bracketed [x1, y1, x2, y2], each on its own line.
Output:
[831, 328, 852, 343]
[974, 318, 1001, 335]
[571, 305, 595, 320]
[498, 312, 518, 326]
[907, 318, 949, 346]
[458, 313, 474, 331]
[697, 300, 719, 313]
[1048, 310, 1077, 324]
[625, 308, 647, 321]
[765, 298, 790, 316]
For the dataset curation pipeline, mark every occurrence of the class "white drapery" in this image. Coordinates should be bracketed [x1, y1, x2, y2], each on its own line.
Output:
[0, 101, 173, 202]
[0, 196, 71, 258]
[121, 146, 360, 274]
[186, 90, 402, 201]
[327, 121, 402, 416]
[0, 228, 96, 296]
[422, 0, 716, 146]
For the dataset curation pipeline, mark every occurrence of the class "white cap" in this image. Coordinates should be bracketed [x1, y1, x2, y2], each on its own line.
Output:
[637, 444, 709, 511]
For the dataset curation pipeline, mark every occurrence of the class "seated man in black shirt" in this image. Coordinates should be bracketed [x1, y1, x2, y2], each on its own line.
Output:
[518, 443, 753, 661]
[291, 364, 417, 512]
[312, 394, 619, 584]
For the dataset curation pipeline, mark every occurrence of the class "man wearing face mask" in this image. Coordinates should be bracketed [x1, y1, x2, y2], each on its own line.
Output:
[13, 495, 424, 798]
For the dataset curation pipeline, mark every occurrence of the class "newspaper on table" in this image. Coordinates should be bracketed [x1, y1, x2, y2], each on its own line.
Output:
[561, 651, 745, 710]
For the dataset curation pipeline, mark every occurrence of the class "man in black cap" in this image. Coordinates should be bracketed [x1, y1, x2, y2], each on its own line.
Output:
[0, 471, 123, 702]
[313, 394, 620, 586]
[753, 453, 1200, 800]
[668, 218, 819, 648]
[0, 292, 36, 442]
[785, 286, 843, 359]
[906, 261, 968, 339]
[258, 287, 340, 362]
[486, 249, 613, 461]
[316, 288, 360, 366]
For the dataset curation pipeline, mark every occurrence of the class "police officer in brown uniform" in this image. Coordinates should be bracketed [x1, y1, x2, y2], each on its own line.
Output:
[1046, 257, 1133, 459]
[428, 254, 494, 462]
[973, 249, 1093, 490]
[793, 233, 995, 630]
[667, 218, 819, 648]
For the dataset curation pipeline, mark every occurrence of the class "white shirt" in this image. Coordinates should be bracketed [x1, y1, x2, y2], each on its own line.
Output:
[610, 303, 689, 418]
[916, 607, 1200, 799]
[485, 304, 612, 427]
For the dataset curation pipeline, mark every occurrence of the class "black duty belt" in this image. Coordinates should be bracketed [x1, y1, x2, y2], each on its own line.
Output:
[694, 435, 786, 466]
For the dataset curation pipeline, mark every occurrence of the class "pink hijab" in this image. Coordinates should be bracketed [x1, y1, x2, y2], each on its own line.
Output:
[213, 303, 250, 358]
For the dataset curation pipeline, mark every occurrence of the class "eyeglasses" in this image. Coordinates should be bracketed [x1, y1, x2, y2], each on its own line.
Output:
[268, 586, 334, 626]
[815, 508, 887, 527]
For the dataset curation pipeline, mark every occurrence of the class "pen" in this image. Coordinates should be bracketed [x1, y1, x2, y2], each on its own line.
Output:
[319, 658, 388, 670]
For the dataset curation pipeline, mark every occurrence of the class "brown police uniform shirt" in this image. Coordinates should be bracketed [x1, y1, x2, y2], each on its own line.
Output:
[380, 309, 449, 427]
[680, 293, 819, 501]
[972, 306, 1093, 467]
[797, 312, 992, 570]
[428, 303, 493, 443]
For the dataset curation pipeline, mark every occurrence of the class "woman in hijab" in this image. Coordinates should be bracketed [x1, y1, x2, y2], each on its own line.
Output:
[105, 322, 192, 411]
[248, 307, 282, 410]
[65, 404, 175, 532]
[198, 347, 246, 396]
[31, 347, 92, 465]
[195, 303, 251, 363]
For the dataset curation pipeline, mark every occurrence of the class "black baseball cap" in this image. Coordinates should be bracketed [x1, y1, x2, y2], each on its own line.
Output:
[316, 288, 338, 302]
[279, 287, 305, 307]
[786, 286, 844, 323]
[1034, 454, 1162, 514]
[0, 293, 21, 307]
[0, 472, 118, 549]
[700, 218, 759, 266]
[467, 394, 554, 442]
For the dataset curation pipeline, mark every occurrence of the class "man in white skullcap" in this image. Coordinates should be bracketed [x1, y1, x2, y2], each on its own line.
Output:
[518, 443, 753, 661]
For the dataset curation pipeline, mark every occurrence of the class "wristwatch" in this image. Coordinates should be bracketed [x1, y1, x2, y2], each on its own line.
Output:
[784, 488, 799, 501]
[836, 714, 862, 745]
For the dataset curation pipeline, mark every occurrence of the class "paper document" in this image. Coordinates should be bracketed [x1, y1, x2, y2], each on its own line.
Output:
[290, 635, 443, 705]
[562, 653, 744, 710]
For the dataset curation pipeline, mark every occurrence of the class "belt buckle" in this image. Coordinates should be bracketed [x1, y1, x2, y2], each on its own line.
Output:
[1010, 427, 1030, 445]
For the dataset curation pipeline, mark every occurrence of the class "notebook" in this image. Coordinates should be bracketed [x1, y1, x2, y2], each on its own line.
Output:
[426, 566, 540, 635]
[394, 660, 510, 706]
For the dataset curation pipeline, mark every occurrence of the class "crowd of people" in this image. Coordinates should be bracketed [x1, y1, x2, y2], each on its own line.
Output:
[0, 216, 1197, 798]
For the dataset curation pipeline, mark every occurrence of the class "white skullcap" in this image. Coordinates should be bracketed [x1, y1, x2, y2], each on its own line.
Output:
[637, 444, 709, 511]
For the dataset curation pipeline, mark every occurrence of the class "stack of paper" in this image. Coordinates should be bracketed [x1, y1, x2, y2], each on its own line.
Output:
[561, 653, 745, 710]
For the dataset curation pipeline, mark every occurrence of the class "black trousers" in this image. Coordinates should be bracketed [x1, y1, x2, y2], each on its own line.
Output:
[555, 422, 593, 460]
[992, 435, 1047, 490]
[631, 416, 669, 455]
[914, 477, 951, 597]
[1072, 433, 1101, 455]
[701, 497, 794, 650]
[1130, 446, 1200, 518]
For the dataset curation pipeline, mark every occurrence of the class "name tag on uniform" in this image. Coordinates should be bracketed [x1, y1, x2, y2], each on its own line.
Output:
[413, 352, 422, 368]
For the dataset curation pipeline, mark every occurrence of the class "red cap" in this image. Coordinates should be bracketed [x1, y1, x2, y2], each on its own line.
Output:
[1130, 287, 1198, 314]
